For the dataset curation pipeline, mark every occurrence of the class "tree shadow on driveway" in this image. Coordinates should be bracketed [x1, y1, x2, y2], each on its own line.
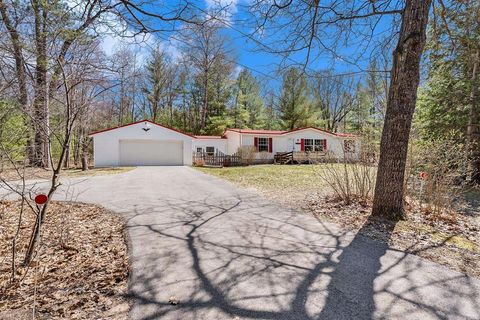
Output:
[123, 194, 480, 320]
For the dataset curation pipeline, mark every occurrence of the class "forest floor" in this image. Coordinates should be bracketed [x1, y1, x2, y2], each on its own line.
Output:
[0, 166, 135, 182]
[0, 201, 129, 320]
[196, 165, 480, 278]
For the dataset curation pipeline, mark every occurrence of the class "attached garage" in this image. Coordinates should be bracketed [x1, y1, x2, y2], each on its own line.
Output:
[119, 140, 183, 166]
[89, 120, 193, 167]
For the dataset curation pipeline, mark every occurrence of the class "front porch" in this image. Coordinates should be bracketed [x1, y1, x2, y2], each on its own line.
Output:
[274, 151, 330, 164]
[193, 150, 350, 167]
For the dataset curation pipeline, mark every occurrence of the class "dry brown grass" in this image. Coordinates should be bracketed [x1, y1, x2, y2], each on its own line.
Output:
[195, 164, 331, 204]
[0, 166, 134, 182]
[0, 201, 129, 319]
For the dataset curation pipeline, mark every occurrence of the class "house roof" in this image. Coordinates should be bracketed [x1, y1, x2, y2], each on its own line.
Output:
[89, 120, 357, 139]
[285, 126, 358, 138]
[88, 119, 197, 138]
[223, 127, 357, 138]
[89, 119, 226, 139]
[194, 135, 226, 139]
[224, 129, 287, 135]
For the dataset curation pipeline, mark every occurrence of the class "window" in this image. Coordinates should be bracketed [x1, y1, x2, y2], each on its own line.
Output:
[304, 139, 326, 152]
[258, 137, 269, 152]
[304, 139, 314, 152]
[206, 146, 215, 155]
[196, 147, 203, 153]
[344, 140, 355, 153]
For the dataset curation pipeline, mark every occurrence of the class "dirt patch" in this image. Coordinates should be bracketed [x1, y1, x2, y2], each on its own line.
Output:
[0, 201, 129, 319]
[305, 194, 480, 278]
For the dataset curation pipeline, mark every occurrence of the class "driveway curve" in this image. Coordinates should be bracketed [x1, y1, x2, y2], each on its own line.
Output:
[20, 167, 480, 319]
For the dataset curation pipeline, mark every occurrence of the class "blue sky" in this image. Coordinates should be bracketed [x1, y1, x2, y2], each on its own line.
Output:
[102, 0, 399, 88]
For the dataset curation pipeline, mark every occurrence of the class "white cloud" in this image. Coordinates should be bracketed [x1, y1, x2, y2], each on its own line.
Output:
[163, 37, 182, 61]
[100, 29, 156, 61]
[205, 0, 239, 22]
[97, 13, 182, 63]
[233, 65, 243, 78]
[205, 0, 239, 10]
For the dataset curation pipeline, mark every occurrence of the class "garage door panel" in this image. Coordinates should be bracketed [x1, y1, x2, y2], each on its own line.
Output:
[119, 140, 183, 166]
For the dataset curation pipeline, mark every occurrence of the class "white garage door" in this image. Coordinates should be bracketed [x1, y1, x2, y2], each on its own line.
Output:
[119, 140, 183, 166]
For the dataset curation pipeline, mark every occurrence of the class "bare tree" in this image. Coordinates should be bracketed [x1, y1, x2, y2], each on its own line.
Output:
[24, 46, 112, 263]
[180, 19, 233, 131]
[310, 72, 357, 132]
[61, 41, 110, 169]
[0, 0, 121, 167]
[110, 47, 141, 125]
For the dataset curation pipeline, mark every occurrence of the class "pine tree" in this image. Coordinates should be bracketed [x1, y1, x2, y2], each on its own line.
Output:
[232, 69, 266, 129]
[264, 92, 281, 130]
[278, 68, 312, 130]
[203, 58, 235, 134]
[415, 0, 479, 182]
[144, 48, 170, 123]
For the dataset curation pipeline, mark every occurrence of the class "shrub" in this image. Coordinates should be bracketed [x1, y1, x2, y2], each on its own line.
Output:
[236, 146, 256, 165]
[317, 137, 378, 205]
[193, 158, 205, 167]
[314, 147, 377, 204]
[406, 139, 470, 219]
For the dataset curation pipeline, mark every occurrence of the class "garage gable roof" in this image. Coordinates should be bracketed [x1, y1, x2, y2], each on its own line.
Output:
[89, 119, 196, 138]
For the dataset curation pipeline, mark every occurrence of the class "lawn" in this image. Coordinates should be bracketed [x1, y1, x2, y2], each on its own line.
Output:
[195, 164, 330, 203]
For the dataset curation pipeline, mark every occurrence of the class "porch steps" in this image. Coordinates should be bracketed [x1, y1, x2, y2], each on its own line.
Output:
[274, 152, 293, 165]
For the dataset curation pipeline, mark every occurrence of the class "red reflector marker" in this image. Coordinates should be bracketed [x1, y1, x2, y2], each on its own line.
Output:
[419, 171, 428, 180]
[34, 194, 48, 205]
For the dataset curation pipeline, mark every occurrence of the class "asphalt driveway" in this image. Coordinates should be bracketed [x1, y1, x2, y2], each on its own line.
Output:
[8, 167, 480, 319]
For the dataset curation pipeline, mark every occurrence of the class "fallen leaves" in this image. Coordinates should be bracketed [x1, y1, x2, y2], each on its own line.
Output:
[0, 166, 134, 182]
[304, 193, 480, 278]
[0, 200, 129, 319]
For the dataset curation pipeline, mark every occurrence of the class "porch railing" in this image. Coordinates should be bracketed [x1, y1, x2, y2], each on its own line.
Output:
[193, 150, 243, 167]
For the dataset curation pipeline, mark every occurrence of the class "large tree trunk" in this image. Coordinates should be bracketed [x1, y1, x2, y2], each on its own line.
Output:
[32, 0, 49, 168]
[0, 0, 36, 164]
[73, 127, 82, 166]
[63, 141, 70, 169]
[0, 2, 27, 108]
[81, 136, 90, 171]
[152, 101, 158, 123]
[372, 0, 432, 220]
[467, 49, 480, 184]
